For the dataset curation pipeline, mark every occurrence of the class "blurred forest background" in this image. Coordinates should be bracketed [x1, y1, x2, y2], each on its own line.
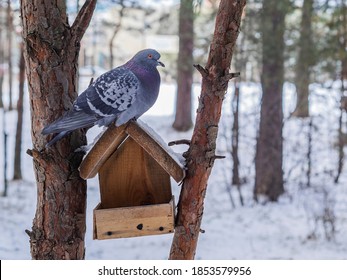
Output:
[0, 0, 347, 259]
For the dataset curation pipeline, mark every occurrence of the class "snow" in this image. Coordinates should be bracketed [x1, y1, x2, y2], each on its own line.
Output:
[1, 80, 347, 260]
[136, 119, 186, 171]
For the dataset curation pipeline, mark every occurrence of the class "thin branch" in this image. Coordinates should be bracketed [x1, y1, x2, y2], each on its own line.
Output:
[71, 0, 97, 44]
[168, 139, 191, 146]
[26, 148, 50, 168]
[212, 155, 226, 160]
[222, 72, 241, 82]
[193, 64, 209, 78]
[25, 229, 33, 238]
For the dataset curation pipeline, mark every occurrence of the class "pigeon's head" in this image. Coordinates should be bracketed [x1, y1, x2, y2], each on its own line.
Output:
[131, 49, 165, 69]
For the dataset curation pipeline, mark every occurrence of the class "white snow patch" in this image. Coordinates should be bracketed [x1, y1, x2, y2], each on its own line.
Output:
[1, 81, 347, 260]
[136, 119, 186, 171]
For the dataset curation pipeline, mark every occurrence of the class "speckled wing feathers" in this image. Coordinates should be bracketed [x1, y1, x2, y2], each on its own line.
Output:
[42, 48, 163, 147]
[81, 67, 139, 117]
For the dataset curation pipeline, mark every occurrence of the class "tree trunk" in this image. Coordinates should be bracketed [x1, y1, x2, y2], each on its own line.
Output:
[172, 0, 194, 132]
[231, 15, 247, 188]
[109, 4, 125, 69]
[231, 80, 244, 206]
[7, 0, 13, 110]
[335, 1, 347, 183]
[254, 0, 287, 201]
[292, 0, 314, 118]
[0, 43, 3, 109]
[169, 0, 246, 260]
[232, 80, 240, 186]
[13, 43, 25, 180]
[21, 0, 96, 260]
[340, 1, 347, 82]
[0, 25, 4, 108]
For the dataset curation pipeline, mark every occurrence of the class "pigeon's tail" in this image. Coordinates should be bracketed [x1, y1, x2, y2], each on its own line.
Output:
[45, 131, 71, 147]
[42, 110, 98, 147]
[42, 110, 97, 135]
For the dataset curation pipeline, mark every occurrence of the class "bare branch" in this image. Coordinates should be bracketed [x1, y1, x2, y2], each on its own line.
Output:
[212, 155, 226, 160]
[193, 64, 209, 78]
[222, 72, 241, 82]
[27, 148, 50, 168]
[25, 229, 33, 238]
[26, 149, 33, 157]
[168, 139, 191, 146]
[71, 0, 97, 44]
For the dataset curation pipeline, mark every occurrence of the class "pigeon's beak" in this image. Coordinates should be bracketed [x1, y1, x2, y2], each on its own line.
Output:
[157, 60, 165, 67]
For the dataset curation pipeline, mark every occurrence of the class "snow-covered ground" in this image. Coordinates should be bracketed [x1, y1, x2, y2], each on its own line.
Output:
[1, 79, 346, 260]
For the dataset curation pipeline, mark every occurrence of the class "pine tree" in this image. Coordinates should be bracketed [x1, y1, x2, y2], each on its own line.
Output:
[292, 0, 314, 118]
[21, 0, 96, 260]
[254, 0, 289, 201]
[172, 0, 194, 131]
[169, 0, 246, 259]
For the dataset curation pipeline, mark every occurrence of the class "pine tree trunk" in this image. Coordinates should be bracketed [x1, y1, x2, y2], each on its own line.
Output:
[232, 80, 240, 186]
[292, 0, 314, 118]
[0, 74, 3, 108]
[6, 0, 13, 111]
[169, 0, 246, 260]
[340, 1, 347, 82]
[21, 0, 96, 260]
[172, 0, 194, 131]
[254, 0, 287, 201]
[0, 46, 3, 109]
[13, 43, 25, 180]
[335, 1, 347, 183]
[109, 4, 125, 69]
[0, 26, 4, 109]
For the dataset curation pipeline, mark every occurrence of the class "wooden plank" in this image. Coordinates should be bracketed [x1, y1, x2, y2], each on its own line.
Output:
[126, 121, 185, 183]
[79, 124, 128, 179]
[93, 203, 100, 240]
[93, 198, 175, 239]
[98, 137, 172, 209]
[80, 121, 185, 181]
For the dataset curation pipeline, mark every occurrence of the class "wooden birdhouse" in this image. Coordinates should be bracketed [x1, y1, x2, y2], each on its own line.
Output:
[79, 120, 185, 240]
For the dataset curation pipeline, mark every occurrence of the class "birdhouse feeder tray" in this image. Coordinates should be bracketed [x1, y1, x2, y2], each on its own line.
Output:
[79, 120, 185, 240]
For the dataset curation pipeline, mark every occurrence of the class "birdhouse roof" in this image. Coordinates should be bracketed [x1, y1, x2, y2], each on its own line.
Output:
[79, 120, 186, 182]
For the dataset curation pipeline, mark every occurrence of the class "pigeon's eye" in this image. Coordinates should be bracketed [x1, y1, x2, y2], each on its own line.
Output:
[147, 54, 153, 59]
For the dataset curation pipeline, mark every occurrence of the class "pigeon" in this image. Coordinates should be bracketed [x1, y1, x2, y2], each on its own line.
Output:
[42, 49, 165, 147]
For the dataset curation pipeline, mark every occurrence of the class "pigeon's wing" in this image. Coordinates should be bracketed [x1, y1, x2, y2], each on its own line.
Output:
[43, 67, 140, 136]
[76, 67, 140, 118]
[41, 109, 98, 135]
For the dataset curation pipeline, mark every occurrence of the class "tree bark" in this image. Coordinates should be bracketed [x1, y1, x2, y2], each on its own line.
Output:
[109, 3, 125, 69]
[232, 80, 240, 186]
[254, 0, 287, 201]
[335, 1, 347, 183]
[13, 43, 25, 180]
[169, 0, 246, 260]
[172, 0, 194, 132]
[0, 26, 5, 108]
[340, 0, 347, 82]
[292, 0, 314, 118]
[21, 0, 96, 260]
[7, 0, 13, 110]
[0, 26, 4, 109]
